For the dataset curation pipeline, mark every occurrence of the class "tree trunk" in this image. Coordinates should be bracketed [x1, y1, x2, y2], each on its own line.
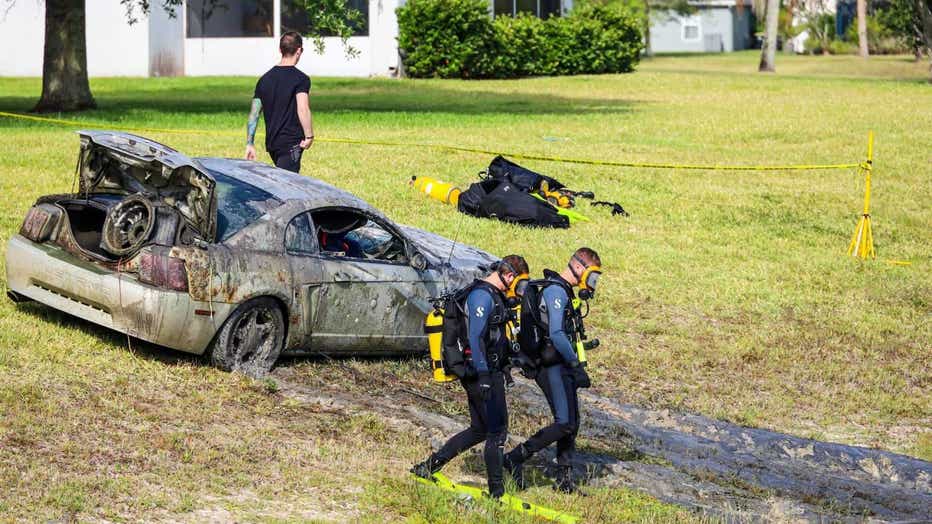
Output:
[856, 0, 869, 58]
[918, 0, 932, 82]
[758, 0, 779, 72]
[644, 1, 653, 58]
[33, 0, 96, 113]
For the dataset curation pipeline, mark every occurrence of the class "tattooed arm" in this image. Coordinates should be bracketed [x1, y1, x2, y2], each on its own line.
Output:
[245, 97, 262, 160]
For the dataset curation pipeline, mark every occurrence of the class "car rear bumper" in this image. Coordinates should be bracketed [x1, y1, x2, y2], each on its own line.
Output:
[5, 235, 233, 354]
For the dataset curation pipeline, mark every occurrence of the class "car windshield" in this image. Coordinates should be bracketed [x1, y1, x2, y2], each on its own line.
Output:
[209, 170, 282, 241]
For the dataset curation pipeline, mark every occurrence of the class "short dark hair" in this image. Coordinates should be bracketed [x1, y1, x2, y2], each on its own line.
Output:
[280, 31, 303, 56]
[499, 254, 529, 276]
[573, 247, 601, 267]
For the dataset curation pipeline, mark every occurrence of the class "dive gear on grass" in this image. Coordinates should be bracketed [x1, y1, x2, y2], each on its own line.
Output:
[591, 200, 630, 217]
[411, 175, 462, 206]
[458, 178, 570, 228]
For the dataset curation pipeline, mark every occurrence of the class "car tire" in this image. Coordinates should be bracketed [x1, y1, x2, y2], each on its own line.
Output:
[208, 297, 284, 377]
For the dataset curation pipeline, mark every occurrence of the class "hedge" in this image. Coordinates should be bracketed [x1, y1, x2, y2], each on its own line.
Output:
[397, 0, 643, 79]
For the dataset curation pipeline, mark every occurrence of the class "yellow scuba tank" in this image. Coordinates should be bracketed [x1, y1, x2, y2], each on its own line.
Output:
[411, 176, 462, 206]
[425, 309, 455, 382]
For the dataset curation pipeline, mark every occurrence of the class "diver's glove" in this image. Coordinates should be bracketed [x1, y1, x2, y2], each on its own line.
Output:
[478, 372, 493, 400]
[569, 361, 591, 389]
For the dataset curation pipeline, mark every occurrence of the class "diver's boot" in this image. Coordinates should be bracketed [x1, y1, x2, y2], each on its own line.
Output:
[503, 453, 526, 491]
[410, 455, 445, 479]
[553, 465, 579, 494]
[488, 480, 505, 499]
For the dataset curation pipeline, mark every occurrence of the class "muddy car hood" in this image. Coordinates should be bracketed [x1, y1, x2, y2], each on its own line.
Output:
[77, 130, 216, 241]
[400, 225, 498, 279]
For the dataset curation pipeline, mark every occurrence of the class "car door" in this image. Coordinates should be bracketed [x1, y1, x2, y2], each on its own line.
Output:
[294, 207, 443, 353]
[284, 211, 326, 351]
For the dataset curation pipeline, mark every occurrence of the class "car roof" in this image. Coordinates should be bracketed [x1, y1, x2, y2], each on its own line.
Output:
[196, 157, 378, 213]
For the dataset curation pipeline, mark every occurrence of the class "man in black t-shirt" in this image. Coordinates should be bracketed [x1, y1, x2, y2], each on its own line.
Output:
[245, 31, 314, 173]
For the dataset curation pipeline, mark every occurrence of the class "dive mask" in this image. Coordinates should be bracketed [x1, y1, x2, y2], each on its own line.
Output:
[507, 273, 530, 299]
[571, 254, 602, 298]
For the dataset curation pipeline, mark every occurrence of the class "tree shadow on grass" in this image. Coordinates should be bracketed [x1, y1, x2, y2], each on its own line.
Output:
[0, 77, 638, 119]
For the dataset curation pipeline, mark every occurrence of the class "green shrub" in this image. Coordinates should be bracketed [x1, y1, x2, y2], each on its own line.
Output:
[395, 0, 495, 78]
[843, 15, 912, 54]
[827, 39, 858, 55]
[396, 0, 643, 78]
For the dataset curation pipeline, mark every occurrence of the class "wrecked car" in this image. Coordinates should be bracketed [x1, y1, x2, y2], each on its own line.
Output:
[6, 131, 497, 375]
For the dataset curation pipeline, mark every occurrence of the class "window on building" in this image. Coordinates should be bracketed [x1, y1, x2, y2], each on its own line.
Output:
[682, 16, 701, 41]
[281, 0, 369, 37]
[493, 0, 561, 18]
[187, 0, 274, 38]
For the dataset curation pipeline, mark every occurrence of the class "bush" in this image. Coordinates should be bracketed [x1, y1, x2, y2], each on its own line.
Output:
[396, 0, 643, 79]
[395, 0, 495, 78]
[843, 15, 912, 54]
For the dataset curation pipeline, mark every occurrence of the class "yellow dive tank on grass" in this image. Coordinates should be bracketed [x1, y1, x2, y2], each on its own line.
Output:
[425, 309, 455, 382]
[412, 176, 461, 206]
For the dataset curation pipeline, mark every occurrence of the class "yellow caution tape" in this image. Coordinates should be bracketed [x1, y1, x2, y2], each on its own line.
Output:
[0, 110, 861, 172]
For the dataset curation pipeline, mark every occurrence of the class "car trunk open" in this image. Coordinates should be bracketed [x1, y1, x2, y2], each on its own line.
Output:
[25, 131, 218, 263]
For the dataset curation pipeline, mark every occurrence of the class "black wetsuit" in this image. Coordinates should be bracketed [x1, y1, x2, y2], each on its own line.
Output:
[506, 270, 582, 475]
[423, 281, 510, 497]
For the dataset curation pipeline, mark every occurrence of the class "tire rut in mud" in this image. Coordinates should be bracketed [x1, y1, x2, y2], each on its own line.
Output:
[273, 369, 932, 522]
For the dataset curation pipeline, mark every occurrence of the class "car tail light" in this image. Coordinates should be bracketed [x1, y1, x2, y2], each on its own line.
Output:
[20, 205, 58, 243]
[138, 251, 189, 292]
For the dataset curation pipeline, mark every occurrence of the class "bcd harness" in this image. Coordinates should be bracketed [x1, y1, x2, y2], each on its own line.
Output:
[426, 280, 510, 381]
[515, 270, 597, 373]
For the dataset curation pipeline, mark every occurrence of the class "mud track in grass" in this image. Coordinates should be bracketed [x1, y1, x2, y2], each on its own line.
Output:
[273, 366, 932, 523]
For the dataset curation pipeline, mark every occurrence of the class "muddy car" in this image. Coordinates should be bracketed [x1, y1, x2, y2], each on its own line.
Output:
[6, 131, 497, 375]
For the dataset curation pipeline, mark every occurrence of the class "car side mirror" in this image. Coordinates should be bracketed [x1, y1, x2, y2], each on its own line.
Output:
[410, 251, 429, 271]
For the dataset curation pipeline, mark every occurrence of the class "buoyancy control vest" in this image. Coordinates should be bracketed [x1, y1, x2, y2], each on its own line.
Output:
[518, 270, 581, 368]
[439, 280, 509, 378]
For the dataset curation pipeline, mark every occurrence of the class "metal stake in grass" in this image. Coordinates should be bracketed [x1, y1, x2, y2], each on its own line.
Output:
[848, 131, 876, 260]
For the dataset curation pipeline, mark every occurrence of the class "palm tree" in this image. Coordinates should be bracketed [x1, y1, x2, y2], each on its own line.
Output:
[857, 0, 870, 57]
[759, 0, 779, 71]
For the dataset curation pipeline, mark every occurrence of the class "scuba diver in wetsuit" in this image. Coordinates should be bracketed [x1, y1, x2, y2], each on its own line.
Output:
[504, 247, 602, 494]
[411, 255, 531, 498]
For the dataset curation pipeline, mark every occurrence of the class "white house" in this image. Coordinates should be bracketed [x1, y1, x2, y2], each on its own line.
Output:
[0, 0, 570, 78]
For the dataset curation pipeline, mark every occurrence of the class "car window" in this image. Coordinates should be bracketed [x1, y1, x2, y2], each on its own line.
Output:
[311, 209, 408, 264]
[285, 212, 318, 254]
[209, 170, 282, 242]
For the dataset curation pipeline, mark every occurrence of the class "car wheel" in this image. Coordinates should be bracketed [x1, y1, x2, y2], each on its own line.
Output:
[209, 297, 284, 376]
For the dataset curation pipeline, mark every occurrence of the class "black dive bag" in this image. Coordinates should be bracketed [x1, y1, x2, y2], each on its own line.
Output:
[487, 156, 564, 192]
[457, 179, 569, 229]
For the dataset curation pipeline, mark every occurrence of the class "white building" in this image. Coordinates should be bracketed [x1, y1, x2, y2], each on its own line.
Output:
[0, 0, 569, 78]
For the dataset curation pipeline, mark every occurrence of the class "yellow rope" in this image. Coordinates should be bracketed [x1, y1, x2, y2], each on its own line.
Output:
[0, 110, 861, 171]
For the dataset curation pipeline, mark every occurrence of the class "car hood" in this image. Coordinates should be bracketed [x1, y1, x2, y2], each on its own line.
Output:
[400, 225, 498, 281]
[77, 130, 217, 242]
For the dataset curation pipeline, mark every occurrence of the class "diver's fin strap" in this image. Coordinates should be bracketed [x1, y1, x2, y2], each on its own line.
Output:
[413, 473, 579, 524]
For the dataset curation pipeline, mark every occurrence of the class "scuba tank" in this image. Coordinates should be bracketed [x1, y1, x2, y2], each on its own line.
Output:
[411, 176, 462, 206]
[425, 309, 455, 383]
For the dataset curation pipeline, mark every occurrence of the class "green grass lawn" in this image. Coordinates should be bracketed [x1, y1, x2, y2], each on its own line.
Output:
[0, 51, 930, 521]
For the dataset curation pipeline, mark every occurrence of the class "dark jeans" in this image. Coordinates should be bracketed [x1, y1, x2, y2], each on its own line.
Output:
[433, 371, 508, 495]
[507, 364, 579, 466]
[270, 145, 303, 173]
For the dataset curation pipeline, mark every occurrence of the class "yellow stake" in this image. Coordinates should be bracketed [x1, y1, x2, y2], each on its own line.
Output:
[847, 131, 876, 259]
